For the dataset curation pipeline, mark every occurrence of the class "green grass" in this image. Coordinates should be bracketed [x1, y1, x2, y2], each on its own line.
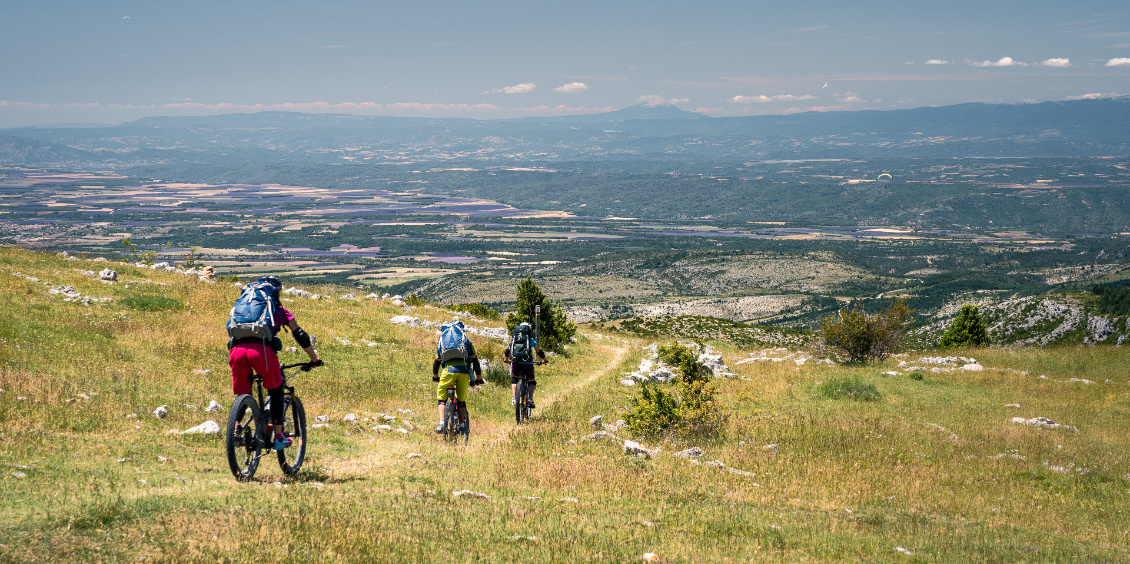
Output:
[1, 247, 1129, 562]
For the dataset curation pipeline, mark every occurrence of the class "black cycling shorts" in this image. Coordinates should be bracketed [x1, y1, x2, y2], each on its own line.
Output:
[510, 362, 536, 385]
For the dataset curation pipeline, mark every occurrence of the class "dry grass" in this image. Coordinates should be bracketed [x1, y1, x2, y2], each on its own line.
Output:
[1, 247, 1129, 562]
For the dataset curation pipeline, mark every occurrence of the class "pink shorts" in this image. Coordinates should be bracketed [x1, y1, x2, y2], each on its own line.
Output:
[229, 342, 282, 394]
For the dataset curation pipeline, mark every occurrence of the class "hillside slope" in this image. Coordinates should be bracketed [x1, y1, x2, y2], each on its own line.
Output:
[1, 248, 1129, 562]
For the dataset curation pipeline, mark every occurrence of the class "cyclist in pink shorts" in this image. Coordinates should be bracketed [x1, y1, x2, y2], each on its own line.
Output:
[228, 276, 321, 450]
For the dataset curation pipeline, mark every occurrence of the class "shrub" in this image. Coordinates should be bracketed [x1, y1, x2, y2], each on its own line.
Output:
[817, 377, 882, 401]
[939, 304, 991, 348]
[445, 303, 501, 321]
[819, 299, 914, 364]
[625, 343, 724, 437]
[908, 371, 925, 381]
[504, 277, 576, 353]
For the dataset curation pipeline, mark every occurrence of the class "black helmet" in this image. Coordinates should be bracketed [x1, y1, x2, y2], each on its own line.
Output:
[258, 275, 282, 293]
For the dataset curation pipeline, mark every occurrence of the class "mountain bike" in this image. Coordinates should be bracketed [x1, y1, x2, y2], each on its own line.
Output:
[225, 360, 321, 481]
[440, 379, 483, 444]
[514, 360, 544, 425]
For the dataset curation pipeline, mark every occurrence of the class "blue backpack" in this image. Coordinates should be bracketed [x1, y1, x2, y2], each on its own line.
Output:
[437, 321, 470, 363]
[226, 281, 279, 340]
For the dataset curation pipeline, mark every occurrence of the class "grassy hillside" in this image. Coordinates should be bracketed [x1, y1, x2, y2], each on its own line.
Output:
[1, 247, 1129, 562]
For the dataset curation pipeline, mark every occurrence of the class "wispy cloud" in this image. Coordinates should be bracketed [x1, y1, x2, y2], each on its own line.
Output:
[834, 93, 865, 103]
[731, 94, 816, 103]
[1106, 58, 1130, 66]
[485, 83, 536, 94]
[969, 57, 1026, 67]
[792, 25, 827, 33]
[924, 59, 951, 65]
[554, 82, 589, 93]
[512, 104, 613, 114]
[1065, 92, 1119, 100]
[637, 95, 688, 106]
[1039, 58, 1071, 67]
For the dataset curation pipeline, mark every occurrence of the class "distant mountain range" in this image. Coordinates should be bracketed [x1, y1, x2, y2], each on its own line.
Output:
[2, 97, 1129, 167]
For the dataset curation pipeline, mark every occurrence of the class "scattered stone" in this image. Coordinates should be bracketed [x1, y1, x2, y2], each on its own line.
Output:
[924, 423, 960, 443]
[623, 440, 659, 459]
[990, 453, 1026, 460]
[192, 369, 212, 376]
[377, 425, 392, 432]
[314, 415, 330, 423]
[343, 413, 357, 423]
[117, 458, 133, 463]
[558, 497, 579, 503]
[1011, 416, 1078, 432]
[396, 427, 408, 434]
[704, 460, 726, 468]
[509, 535, 539, 542]
[729, 468, 756, 478]
[763, 444, 780, 453]
[589, 415, 603, 429]
[205, 400, 222, 413]
[339, 294, 356, 300]
[894, 547, 913, 556]
[407, 453, 423, 459]
[153, 405, 168, 419]
[125, 413, 138, 419]
[674, 447, 703, 459]
[1005, 403, 1020, 408]
[12, 472, 26, 479]
[182, 420, 221, 435]
[99, 268, 117, 281]
[452, 490, 489, 500]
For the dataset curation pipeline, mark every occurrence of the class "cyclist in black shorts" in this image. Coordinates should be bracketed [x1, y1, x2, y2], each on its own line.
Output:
[504, 322, 547, 408]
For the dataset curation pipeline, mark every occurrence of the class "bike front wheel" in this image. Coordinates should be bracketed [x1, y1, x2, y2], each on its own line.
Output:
[225, 394, 262, 481]
[277, 395, 307, 476]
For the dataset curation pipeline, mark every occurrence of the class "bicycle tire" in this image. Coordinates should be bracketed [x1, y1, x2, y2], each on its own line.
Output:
[225, 394, 262, 481]
[277, 395, 307, 476]
[444, 399, 459, 443]
[515, 380, 527, 424]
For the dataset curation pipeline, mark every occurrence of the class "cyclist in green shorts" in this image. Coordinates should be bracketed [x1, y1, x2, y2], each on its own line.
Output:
[432, 321, 484, 433]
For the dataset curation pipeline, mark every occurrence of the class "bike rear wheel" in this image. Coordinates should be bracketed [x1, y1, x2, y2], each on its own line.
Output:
[515, 380, 528, 424]
[225, 394, 263, 481]
[277, 395, 307, 476]
[443, 400, 459, 443]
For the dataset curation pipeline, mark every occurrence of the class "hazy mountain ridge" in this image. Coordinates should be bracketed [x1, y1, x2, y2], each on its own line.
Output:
[2, 98, 1129, 167]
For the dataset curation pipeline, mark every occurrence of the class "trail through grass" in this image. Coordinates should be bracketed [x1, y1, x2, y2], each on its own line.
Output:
[1, 247, 1129, 562]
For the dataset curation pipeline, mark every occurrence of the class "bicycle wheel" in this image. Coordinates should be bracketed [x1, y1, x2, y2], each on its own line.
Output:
[515, 380, 527, 424]
[443, 400, 459, 443]
[461, 413, 470, 445]
[277, 395, 307, 476]
[225, 394, 262, 481]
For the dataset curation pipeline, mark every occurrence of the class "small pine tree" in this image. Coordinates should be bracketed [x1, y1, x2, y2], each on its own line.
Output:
[939, 304, 991, 348]
[505, 277, 576, 353]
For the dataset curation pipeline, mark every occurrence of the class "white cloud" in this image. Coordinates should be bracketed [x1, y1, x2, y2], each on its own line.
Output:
[924, 59, 951, 65]
[1106, 58, 1130, 66]
[969, 57, 1027, 67]
[485, 83, 537, 94]
[554, 82, 589, 93]
[1065, 92, 1119, 100]
[1040, 58, 1071, 67]
[835, 94, 865, 103]
[731, 94, 816, 103]
[637, 95, 687, 106]
[792, 25, 827, 33]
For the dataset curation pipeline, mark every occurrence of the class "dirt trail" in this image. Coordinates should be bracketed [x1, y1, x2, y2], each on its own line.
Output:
[329, 341, 634, 476]
[540, 342, 630, 409]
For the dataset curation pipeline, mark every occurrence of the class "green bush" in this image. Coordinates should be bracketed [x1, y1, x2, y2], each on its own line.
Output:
[939, 304, 991, 348]
[817, 377, 882, 401]
[504, 277, 576, 353]
[625, 343, 724, 437]
[908, 371, 926, 381]
[819, 299, 914, 363]
[446, 303, 501, 321]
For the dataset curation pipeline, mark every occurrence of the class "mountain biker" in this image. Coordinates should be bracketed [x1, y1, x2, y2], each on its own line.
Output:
[432, 322, 484, 433]
[504, 322, 547, 409]
[228, 276, 321, 450]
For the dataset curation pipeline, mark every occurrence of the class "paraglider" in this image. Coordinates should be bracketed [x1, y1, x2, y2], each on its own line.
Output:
[877, 173, 893, 181]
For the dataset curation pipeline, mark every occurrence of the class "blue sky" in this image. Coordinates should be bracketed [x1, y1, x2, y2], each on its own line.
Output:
[2, 0, 1129, 127]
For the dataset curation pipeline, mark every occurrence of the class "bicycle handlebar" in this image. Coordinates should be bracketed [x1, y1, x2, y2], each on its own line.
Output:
[281, 360, 324, 372]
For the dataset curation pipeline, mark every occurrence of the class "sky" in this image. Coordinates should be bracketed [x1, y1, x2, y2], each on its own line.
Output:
[2, 0, 1130, 127]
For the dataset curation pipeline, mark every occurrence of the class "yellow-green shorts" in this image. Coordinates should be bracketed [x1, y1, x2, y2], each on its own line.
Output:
[436, 366, 470, 402]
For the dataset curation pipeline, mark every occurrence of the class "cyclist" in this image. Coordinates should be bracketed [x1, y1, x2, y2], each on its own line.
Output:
[504, 322, 547, 409]
[432, 321, 484, 433]
[228, 276, 321, 450]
